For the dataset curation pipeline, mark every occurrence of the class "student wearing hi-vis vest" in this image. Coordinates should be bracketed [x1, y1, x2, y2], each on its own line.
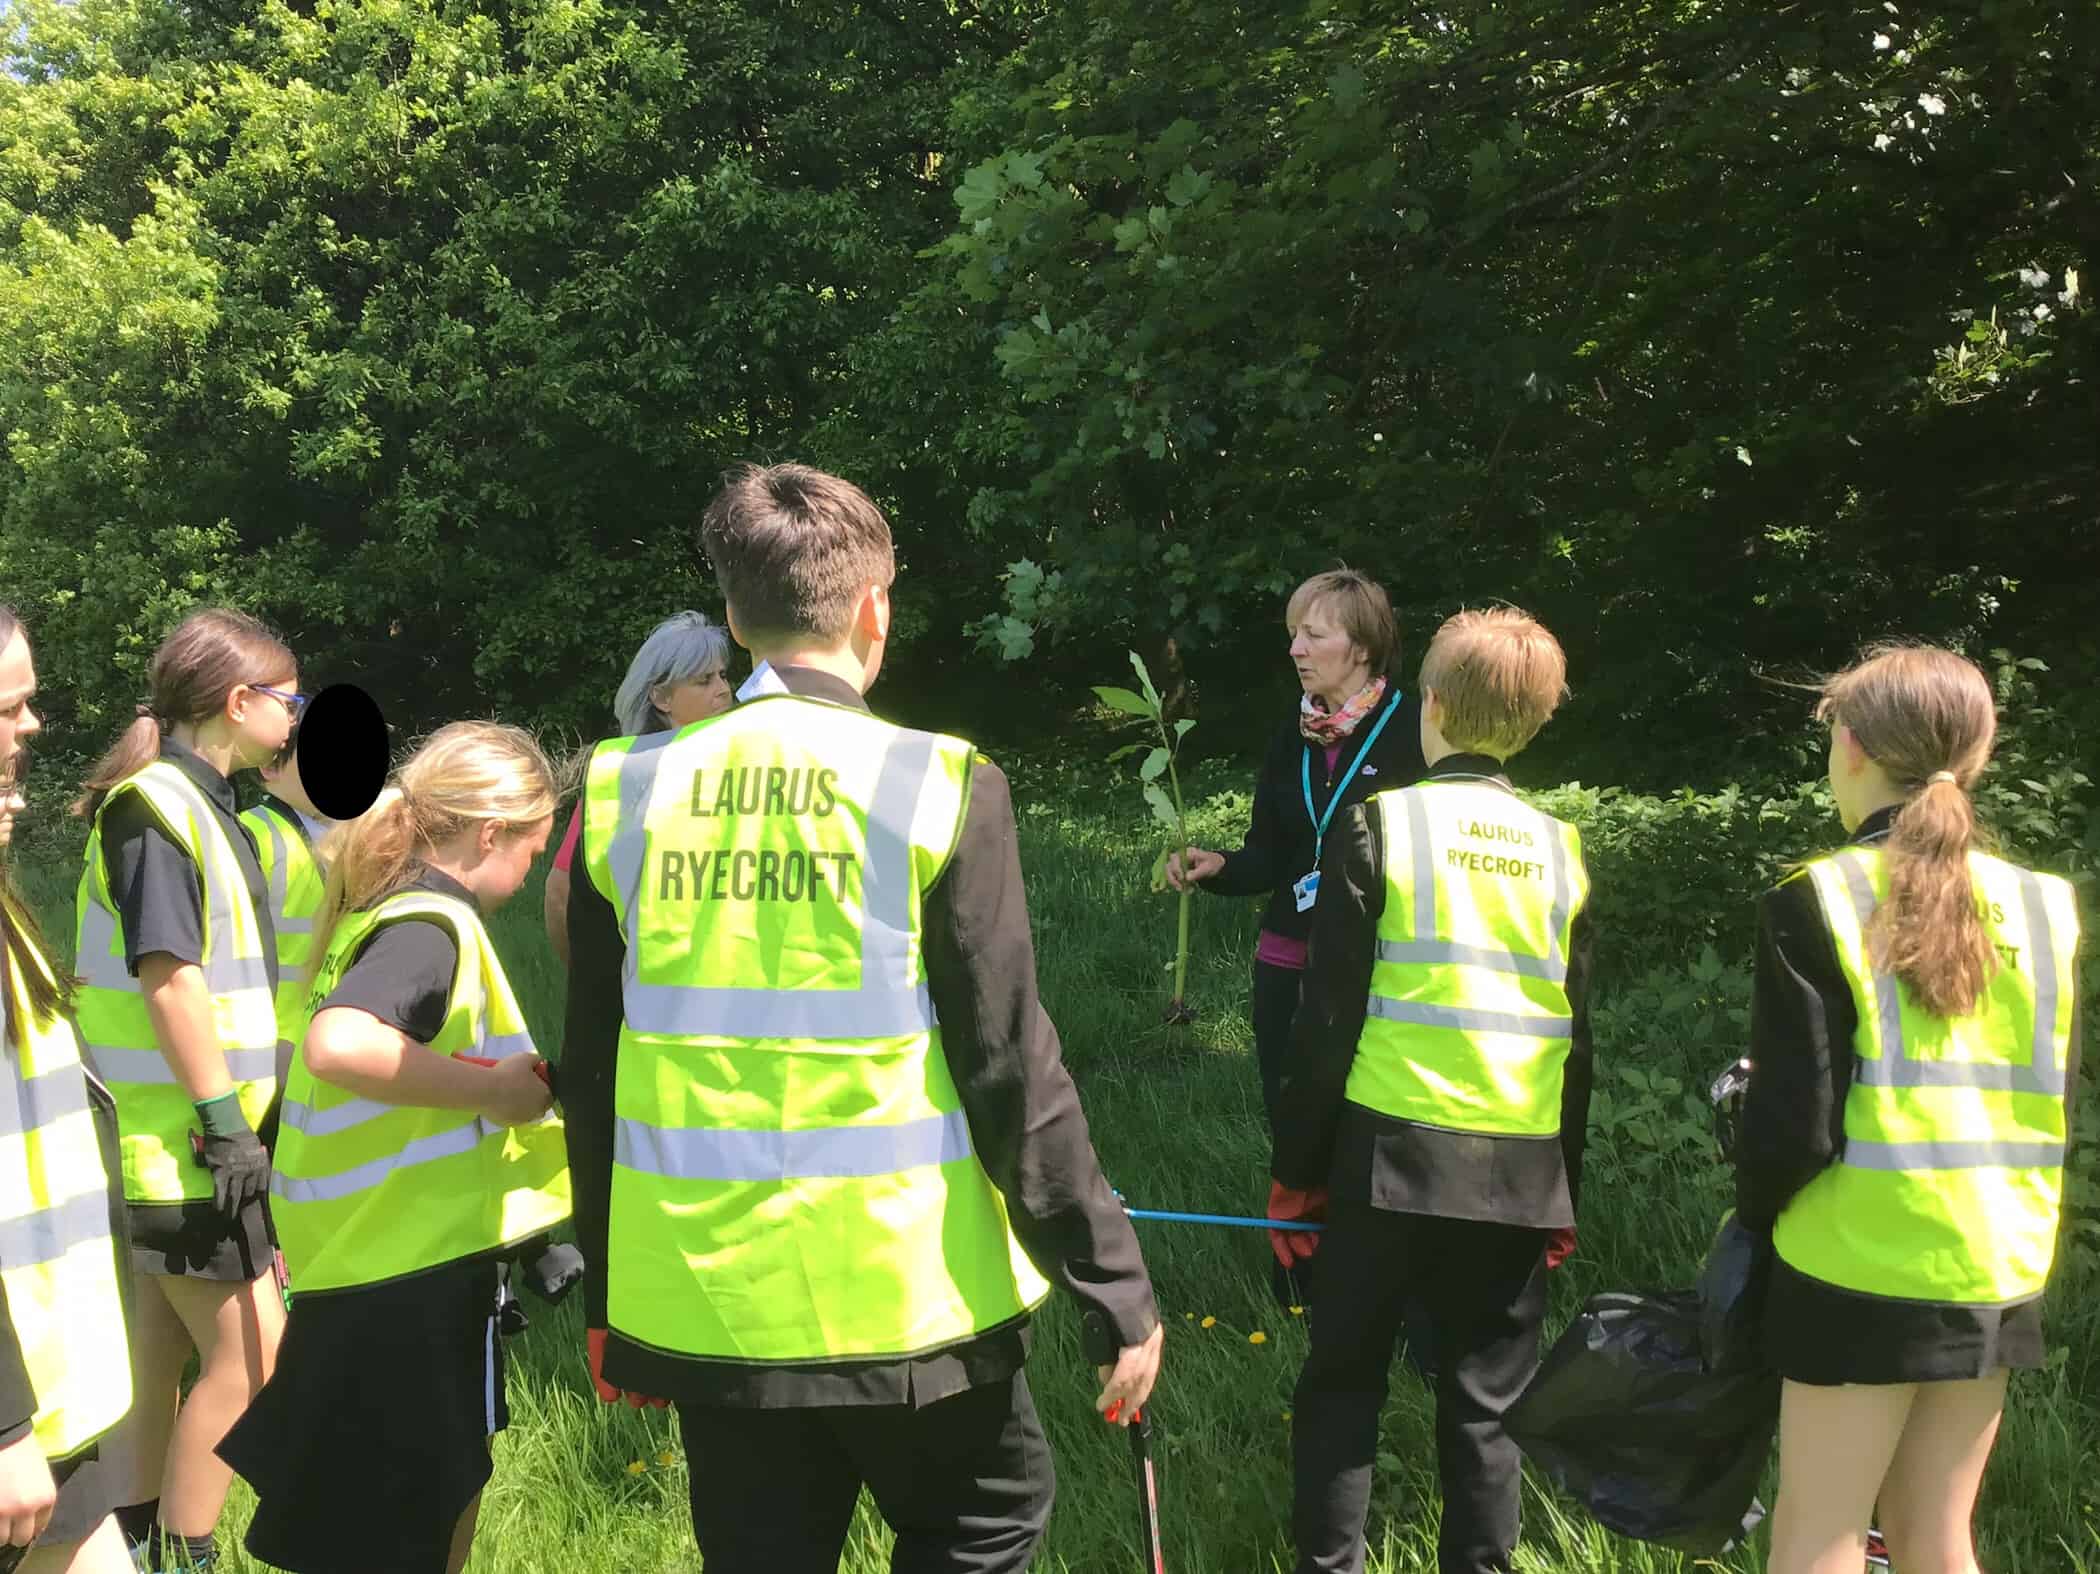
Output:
[1734, 646, 2083, 1574]
[239, 726, 337, 1128]
[563, 463, 1163, 1574]
[1269, 608, 1595, 1574]
[216, 722, 569, 1574]
[0, 607, 134, 1574]
[68, 610, 303, 1573]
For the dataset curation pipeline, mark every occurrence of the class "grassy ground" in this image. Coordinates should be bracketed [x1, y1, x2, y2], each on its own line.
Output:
[7, 759, 2096, 1572]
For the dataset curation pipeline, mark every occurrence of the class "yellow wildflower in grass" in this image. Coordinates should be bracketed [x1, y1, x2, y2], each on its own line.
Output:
[1282, 1410, 1293, 1422]
[626, 1460, 646, 1477]
[1185, 1311, 1196, 1321]
[1248, 1331, 1268, 1345]
[1289, 1304, 1306, 1316]
[657, 1450, 677, 1467]
[1200, 1315, 1217, 1329]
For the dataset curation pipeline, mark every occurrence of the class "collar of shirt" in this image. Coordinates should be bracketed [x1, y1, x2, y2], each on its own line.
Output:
[736, 660, 791, 703]
[159, 735, 239, 817]
[754, 663, 872, 714]
[408, 864, 477, 908]
[1421, 752, 1514, 789]
[1851, 805, 1899, 846]
[258, 792, 319, 847]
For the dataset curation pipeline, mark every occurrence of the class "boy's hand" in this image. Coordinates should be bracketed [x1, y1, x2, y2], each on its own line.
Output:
[0, 1432, 55, 1548]
[1545, 1226, 1577, 1270]
[1268, 1180, 1327, 1269]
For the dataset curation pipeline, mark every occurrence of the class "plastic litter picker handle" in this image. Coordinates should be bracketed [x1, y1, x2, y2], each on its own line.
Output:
[1129, 1405, 1165, 1574]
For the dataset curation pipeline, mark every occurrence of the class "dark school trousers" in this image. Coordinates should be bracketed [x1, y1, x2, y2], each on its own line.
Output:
[677, 1371, 1055, 1574]
[1255, 962, 1438, 1378]
[1291, 1203, 1550, 1574]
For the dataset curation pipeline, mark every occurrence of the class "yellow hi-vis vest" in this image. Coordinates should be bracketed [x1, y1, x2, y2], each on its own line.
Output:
[239, 802, 327, 1080]
[1347, 779, 1590, 1137]
[1773, 846, 2078, 1306]
[581, 695, 1052, 1364]
[0, 930, 133, 1459]
[74, 762, 279, 1203]
[269, 890, 571, 1294]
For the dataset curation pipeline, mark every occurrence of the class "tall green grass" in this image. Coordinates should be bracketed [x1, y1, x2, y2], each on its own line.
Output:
[5, 755, 2094, 1572]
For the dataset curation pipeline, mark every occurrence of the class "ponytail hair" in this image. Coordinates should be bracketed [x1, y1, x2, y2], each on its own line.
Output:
[1817, 643, 1998, 1017]
[309, 721, 559, 974]
[1, 605, 74, 1042]
[72, 608, 296, 820]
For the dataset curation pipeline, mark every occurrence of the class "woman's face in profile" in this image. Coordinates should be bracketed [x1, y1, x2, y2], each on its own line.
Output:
[1288, 603, 1367, 702]
[655, 666, 735, 729]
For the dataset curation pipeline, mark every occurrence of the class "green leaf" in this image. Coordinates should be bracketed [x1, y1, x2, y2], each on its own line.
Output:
[1106, 743, 1147, 764]
[1174, 718, 1197, 740]
[1140, 747, 1169, 781]
[1093, 684, 1155, 718]
[1143, 782, 1179, 830]
[1128, 651, 1164, 708]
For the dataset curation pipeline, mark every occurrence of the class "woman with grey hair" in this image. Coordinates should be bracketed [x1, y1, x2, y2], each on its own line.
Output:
[543, 611, 735, 965]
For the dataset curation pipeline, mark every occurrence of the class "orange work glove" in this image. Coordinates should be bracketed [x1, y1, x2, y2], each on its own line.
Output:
[587, 1327, 670, 1409]
[1267, 1180, 1328, 1272]
[1545, 1226, 1577, 1270]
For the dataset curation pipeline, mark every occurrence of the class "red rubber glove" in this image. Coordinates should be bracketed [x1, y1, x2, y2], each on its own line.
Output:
[1545, 1226, 1577, 1270]
[587, 1327, 670, 1410]
[1267, 1180, 1328, 1271]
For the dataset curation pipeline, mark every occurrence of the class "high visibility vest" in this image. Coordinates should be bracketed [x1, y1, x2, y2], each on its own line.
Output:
[269, 889, 570, 1294]
[239, 802, 327, 1074]
[1772, 846, 2078, 1305]
[0, 930, 133, 1459]
[581, 695, 1052, 1364]
[1347, 779, 1590, 1138]
[74, 762, 279, 1203]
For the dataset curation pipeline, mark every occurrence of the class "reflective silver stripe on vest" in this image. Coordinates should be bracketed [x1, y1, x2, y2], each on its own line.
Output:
[0, 1064, 92, 1142]
[1396, 786, 1570, 978]
[613, 1109, 973, 1182]
[1363, 997, 1573, 1038]
[282, 1018, 533, 1139]
[0, 1190, 113, 1269]
[79, 1044, 279, 1086]
[1841, 1137, 2065, 1172]
[1833, 854, 2066, 1098]
[270, 1117, 486, 1204]
[74, 901, 275, 999]
[608, 726, 942, 1041]
[1374, 939, 1569, 983]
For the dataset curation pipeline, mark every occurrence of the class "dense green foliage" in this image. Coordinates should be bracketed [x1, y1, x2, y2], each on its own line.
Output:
[8, 732, 2097, 1569]
[2, 0, 2095, 758]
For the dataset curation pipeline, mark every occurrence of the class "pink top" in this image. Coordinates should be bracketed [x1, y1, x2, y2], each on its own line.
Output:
[551, 802, 583, 874]
[1251, 743, 1343, 972]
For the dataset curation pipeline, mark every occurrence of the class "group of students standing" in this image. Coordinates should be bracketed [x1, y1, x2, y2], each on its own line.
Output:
[0, 462, 2082, 1574]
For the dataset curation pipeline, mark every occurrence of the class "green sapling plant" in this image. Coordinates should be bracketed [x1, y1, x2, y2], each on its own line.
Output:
[1096, 651, 1200, 1025]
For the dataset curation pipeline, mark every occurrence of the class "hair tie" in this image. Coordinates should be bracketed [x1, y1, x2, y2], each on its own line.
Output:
[1925, 770, 1958, 787]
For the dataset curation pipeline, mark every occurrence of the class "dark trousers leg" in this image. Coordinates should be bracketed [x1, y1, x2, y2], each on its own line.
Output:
[1417, 1216, 1550, 1574]
[849, 1373, 1056, 1574]
[1291, 1203, 1413, 1574]
[678, 1403, 862, 1574]
[1252, 963, 1319, 1306]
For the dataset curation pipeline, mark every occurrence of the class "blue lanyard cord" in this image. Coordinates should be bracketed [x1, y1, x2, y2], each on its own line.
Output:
[1301, 691, 1402, 864]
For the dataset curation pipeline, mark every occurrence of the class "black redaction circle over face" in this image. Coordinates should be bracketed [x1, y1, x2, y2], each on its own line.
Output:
[296, 684, 389, 820]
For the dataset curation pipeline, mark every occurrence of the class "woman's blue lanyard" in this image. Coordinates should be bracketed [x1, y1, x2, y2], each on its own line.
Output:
[1301, 692, 1401, 867]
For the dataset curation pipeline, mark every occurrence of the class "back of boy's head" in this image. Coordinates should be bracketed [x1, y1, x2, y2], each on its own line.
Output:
[1418, 607, 1568, 759]
[697, 463, 896, 646]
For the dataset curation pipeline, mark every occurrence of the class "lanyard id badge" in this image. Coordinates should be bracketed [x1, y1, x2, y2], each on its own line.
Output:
[1296, 693, 1401, 910]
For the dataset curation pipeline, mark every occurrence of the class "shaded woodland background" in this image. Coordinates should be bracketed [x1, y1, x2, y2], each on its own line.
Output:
[1, 0, 2094, 781]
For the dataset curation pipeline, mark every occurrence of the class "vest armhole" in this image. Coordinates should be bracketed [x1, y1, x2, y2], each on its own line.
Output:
[922, 746, 978, 895]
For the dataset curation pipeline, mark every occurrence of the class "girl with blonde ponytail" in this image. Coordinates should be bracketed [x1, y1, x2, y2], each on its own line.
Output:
[218, 722, 569, 1574]
[1735, 645, 2083, 1574]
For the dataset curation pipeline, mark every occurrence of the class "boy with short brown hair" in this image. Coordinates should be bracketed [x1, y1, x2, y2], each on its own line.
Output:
[1271, 606, 1595, 1574]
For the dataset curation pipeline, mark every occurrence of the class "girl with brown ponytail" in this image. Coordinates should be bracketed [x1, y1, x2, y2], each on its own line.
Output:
[1734, 645, 2083, 1574]
[68, 607, 305, 1573]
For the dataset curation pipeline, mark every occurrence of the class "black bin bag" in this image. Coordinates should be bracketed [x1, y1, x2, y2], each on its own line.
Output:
[1504, 1289, 1779, 1555]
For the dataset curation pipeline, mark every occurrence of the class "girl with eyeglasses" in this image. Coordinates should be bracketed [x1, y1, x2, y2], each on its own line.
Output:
[68, 610, 302, 1573]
